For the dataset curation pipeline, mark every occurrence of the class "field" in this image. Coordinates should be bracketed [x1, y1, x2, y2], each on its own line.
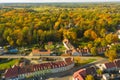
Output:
[0, 59, 19, 70]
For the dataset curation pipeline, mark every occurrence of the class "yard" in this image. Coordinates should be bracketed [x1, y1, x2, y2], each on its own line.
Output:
[0, 59, 19, 70]
[74, 57, 96, 66]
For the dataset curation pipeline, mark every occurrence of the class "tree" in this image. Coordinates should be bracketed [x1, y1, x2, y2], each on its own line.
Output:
[87, 43, 93, 49]
[90, 47, 97, 55]
[105, 33, 114, 44]
[97, 69, 102, 76]
[54, 21, 60, 30]
[105, 49, 117, 62]
[101, 39, 107, 47]
[85, 75, 94, 80]
[100, 28, 106, 37]
[84, 29, 97, 40]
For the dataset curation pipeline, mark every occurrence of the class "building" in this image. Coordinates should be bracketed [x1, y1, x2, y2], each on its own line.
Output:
[73, 67, 96, 80]
[4, 58, 74, 79]
[96, 62, 116, 71]
[31, 49, 51, 56]
[117, 30, 120, 39]
[0, 47, 5, 55]
[114, 59, 120, 70]
[72, 49, 80, 56]
[102, 73, 110, 80]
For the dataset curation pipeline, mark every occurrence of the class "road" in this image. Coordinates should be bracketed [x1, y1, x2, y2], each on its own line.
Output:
[0, 55, 68, 59]
[0, 55, 102, 59]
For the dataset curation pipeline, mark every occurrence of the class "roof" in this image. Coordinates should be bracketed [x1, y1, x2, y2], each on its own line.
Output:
[73, 69, 85, 80]
[5, 66, 18, 78]
[5, 58, 73, 78]
[114, 59, 120, 68]
[73, 67, 96, 80]
[32, 49, 51, 55]
[64, 57, 73, 65]
[86, 67, 96, 75]
[104, 62, 116, 69]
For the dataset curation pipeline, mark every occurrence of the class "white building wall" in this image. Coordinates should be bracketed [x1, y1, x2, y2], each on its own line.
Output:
[7, 62, 74, 79]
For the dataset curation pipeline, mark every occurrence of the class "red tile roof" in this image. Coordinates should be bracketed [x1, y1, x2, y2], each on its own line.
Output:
[73, 69, 86, 80]
[104, 62, 116, 69]
[32, 49, 51, 55]
[73, 67, 96, 80]
[114, 59, 120, 68]
[65, 58, 73, 65]
[86, 67, 96, 75]
[5, 66, 18, 78]
[5, 58, 73, 79]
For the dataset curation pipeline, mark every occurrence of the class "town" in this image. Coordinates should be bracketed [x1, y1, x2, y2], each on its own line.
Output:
[0, 1, 120, 80]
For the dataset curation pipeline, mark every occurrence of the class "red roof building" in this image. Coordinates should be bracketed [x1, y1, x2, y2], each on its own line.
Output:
[114, 59, 120, 68]
[73, 67, 96, 80]
[32, 49, 51, 56]
[103, 62, 116, 70]
[4, 58, 74, 79]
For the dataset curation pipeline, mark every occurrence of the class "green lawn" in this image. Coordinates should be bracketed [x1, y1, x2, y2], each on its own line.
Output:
[80, 59, 96, 65]
[75, 58, 96, 66]
[0, 59, 19, 70]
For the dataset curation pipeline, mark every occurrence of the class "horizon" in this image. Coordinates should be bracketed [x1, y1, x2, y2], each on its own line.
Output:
[0, 0, 120, 3]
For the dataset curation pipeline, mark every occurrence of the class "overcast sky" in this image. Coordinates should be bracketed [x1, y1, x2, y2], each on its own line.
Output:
[0, 0, 120, 3]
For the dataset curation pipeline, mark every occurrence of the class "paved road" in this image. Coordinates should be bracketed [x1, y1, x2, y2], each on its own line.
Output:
[0, 55, 68, 59]
[0, 55, 101, 59]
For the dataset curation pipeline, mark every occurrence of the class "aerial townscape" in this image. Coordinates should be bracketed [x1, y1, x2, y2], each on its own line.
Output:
[0, 0, 120, 80]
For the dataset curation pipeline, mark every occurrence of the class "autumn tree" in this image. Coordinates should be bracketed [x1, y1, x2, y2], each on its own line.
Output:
[90, 47, 98, 55]
[105, 49, 117, 62]
[85, 75, 94, 80]
[84, 29, 97, 40]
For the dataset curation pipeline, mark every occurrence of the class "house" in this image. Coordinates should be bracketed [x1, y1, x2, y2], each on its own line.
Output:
[102, 73, 110, 80]
[102, 62, 116, 71]
[96, 62, 116, 71]
[72, 49, 80, 56]
[85, 66, 96, 76]
[114, 59, 120, 69]
[4, 58, 74, 79]
[96, 59, 120, 72]
[117, 30, 120, 39]
[63, 39, 74, 50]
[0, 47, 5, 55]
[73, 69, 86, 80]
[73, 67, 96, 80]
[97, 47, 109, 54]
[32, 49, 51, 56]
[77, 47, 91, 56]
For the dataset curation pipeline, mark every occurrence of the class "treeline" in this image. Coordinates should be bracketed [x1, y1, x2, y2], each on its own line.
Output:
[0, 3, 120, 47]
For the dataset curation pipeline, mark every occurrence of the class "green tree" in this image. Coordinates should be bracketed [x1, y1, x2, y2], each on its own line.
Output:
[85, 75, 94, 80]
[90, 47, 97, 55]
[97, 69, 102, 76]
[105, 49, 117, 62]
[105, 33, 114, 44]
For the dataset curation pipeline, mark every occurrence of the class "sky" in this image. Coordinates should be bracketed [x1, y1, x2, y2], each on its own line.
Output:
[0, 0, 120, 3]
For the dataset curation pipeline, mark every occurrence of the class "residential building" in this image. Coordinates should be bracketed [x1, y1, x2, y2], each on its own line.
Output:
[114, 59, 120, 70]
[73, 67, 96, 80]
[31, 49, 51, 56]
[102, 73, 110, 80]
[4, 58, 74, 79]
[97, 62, 116, 71]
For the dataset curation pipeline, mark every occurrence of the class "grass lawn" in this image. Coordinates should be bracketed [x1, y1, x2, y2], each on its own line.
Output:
[0, 59, 19, 70]
[79, 59, 96, 65]
[74, 58, 96, 66]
